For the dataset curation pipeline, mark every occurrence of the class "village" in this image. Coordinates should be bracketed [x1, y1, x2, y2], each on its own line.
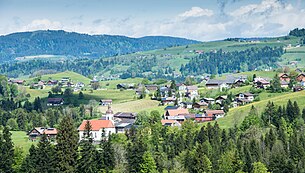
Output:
[17, 69, 305, 143]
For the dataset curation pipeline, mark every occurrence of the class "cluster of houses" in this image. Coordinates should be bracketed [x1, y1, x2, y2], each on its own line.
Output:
[205, 75, 247, 90]
[254, 72, 305, 91]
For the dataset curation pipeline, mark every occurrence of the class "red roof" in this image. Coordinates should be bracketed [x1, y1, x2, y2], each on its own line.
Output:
[78, 120, 114, 131]
[205, 110, 225, 117]
[161, 119, 179, 125]
[166, 108, 189, 116]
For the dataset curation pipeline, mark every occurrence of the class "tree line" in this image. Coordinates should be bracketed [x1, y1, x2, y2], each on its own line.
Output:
[180, 46, 283, 75]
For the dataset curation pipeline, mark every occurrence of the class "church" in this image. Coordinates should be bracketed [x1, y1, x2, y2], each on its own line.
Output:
[78, 105, 116, 142]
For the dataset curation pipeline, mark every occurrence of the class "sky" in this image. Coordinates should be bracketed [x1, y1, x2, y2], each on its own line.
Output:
[0, 0, 305, 41]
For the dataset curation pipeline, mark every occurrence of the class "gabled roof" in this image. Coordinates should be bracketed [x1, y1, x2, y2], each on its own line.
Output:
[161, 119, 181, 126]
[78, 120, 114, 131]
[205, 110, 225, 115]
[186, 85, 198, 90]
[30, 127, 57, 135]
[166, 108, 189, 116]
[47, 98, 64, 103]
[164, 106, 179, 110]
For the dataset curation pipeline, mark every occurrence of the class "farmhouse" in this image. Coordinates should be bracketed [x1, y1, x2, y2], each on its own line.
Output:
[145, 85, 158, 92]
[215, 95, 228, 104]
[164, 108, 191, 122]
[235, 93, 254, 102]
[100, 99, 113, 106]
[201, 98, 215, 104]
[28, 127, 57, 140]
[205, 110, 225, 120]
[47, 98, 64, 106]
[9, 79, 25, 85]
[254, 77, 270, 89]
[161, 120, 181, 127]
[47, 80, 58, 86]
[193, 101, 208, 110]
[186, 85, 199, 99]
[161, 97, 176, 105]
[297, 73, 305, 82]
[78, 120, 115, 141]
[278, 73, 290, 81]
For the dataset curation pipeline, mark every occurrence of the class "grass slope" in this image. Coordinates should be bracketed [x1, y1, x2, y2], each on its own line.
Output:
[217, 91, 305, 129]
[11, 131, 37, 154]
[98, 99, 164, 114]
[36, 71, 91, 84]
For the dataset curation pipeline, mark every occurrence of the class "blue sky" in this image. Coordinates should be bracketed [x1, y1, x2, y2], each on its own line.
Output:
[0, 0, 305, 41]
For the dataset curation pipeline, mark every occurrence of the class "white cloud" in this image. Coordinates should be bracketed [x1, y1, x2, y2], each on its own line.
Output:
[179, 7, 214, 17]
[22, 19, 62, 31]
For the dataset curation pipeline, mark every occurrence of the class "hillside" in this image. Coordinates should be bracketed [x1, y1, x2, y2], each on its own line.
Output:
[217, 90, 305, 129]
[0, 30, 200, 62]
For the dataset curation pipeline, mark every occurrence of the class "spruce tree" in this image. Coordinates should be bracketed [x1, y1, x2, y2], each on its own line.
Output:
[20, 145, 37, 173]
[0, 126, 14, 173]
[139, 151, 157, 173]
[77, 120, 98, 173]
[36, 133, 56, 173]
[56, 116, 79, 173]
[101, 136, 115, 171]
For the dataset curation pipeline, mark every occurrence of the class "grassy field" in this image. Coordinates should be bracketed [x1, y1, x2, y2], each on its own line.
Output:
[216, 91, 305, 129]
[98, 99, 164, 114]
[99, 78, 143, 89]
[11, 131, 37, 154]
[31, 71, 92, 84]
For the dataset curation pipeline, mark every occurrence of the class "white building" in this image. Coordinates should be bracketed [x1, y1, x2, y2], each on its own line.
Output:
[78, 119, 115, 141]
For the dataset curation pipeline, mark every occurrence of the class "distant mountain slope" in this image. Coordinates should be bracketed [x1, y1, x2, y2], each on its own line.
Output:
[0, 30, 200, 62]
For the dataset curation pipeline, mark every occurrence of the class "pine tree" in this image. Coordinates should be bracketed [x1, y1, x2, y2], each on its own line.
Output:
[20, 145, 37, 173]
[139, 152, 157, 173]
[0, 126, 14, 173]
[56, 116, 79, 173]
[77, 120, 98, 173]
[100, 135, 115, 172]
[36, 133, 56, 173]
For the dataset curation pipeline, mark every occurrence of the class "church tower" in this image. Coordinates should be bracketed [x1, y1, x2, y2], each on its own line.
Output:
[105, 105, 114, 121]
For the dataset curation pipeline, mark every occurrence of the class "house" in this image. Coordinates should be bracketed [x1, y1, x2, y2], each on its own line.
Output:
[164, 108, 190, 122]
[280, 81, 289, 88]
[215, 95, 228, 104]
[61, 77, 70, 83]
[295, 68, 302, 73]
[113, 112, 137, 121]
[297, 73, 305, 82]
[177, 83, 187, 93]
[115, 122, 133, 133]
[193, 101, 208, 110]
[160, 86, 170, 96]
[293, 86, 303, 92]
[28, 127, 57, 140]
[201, 98, 215, 104]
[100, 99, 113, 106]
[47, 98, 64, 106]
[206, 79, 231, 90]
[75, 82, 85, 88]
[30, 81, 45, 89]
[164, 105, 179, 110]
[161, 97, 176, 105]
[179, 101, 193, 109]
[78, 120, 115, 141]
[278, 73, 290, 82]
[235, 93, 255, 102]
[145, 85, 158, 93]
[254, 77, 270, 89]
[206, 79, 223, 89]
[47, 80, 58, 86]
[205, 110, 225, 120]
[67, 82, 74, 87]
[186, 86, 199, 99]
[10, 79, 25, 85]
[116, 83, 135, 90]
[161, 120, 181, 127]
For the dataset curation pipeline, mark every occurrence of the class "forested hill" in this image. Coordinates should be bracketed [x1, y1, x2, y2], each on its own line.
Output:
[0, 30, 200, 62]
